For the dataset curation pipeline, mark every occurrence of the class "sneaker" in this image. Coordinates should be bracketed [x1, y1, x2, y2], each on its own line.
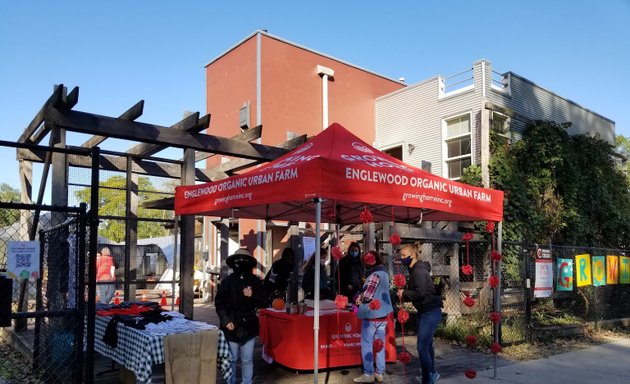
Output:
[374, 372, 384, 382]
[431, 371, 441, 383]
[353, 373, 375, 383]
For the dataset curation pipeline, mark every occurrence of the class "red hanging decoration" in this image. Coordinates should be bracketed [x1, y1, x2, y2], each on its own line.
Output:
[462, 232, 474, 275]
[335, 295, 348, 309]
[490, 342, 503, 354]
[464, 335, 478, 347]
[360, 206, 373, 224]
[331, 245, 343, 261]
[398, 350, 412, 364]
[397, 308, 410, 324]
[389, 232, 401, 246]
[491, 250, 503, 262]
[489, 312, 502, 324]
[393, 273, 407, 288]
[373, 339, 384, 353]
[488, 275, 499, 288]
[485, 221, 495, 233]
[332, 339, 345, 349]
[464, 369, 477, 379]
[369, 299, 381, 311]
[363, 251, 377, 266]
[463, 296, 476, 307]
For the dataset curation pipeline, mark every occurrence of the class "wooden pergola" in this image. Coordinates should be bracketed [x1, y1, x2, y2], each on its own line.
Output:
[16, 84, 306, 318]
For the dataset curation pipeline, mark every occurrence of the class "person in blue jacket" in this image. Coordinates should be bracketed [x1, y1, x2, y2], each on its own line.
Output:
[353, 251, 393, 383]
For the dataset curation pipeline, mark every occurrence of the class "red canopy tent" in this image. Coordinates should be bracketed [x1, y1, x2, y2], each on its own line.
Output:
[175, 123, 503, 223]
[175, 123, 504, 382]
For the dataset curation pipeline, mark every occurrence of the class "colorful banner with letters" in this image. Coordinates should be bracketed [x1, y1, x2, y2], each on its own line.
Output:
[575, 254, 592, 287]
[592, 256, 606, 287]
[556, 258, 573, 291]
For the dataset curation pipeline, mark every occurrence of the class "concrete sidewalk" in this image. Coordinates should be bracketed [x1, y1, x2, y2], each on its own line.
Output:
[438, 338, 630, 384]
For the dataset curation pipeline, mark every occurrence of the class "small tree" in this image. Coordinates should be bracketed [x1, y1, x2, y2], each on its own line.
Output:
[74, 176, 170, 243]
[0, 183, 21, 227]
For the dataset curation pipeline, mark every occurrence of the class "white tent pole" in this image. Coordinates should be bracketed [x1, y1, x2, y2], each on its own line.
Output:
[313, 198, 322, 383]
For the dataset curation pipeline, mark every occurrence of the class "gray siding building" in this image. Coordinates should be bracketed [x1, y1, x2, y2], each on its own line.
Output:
[375, 59, 616, 186]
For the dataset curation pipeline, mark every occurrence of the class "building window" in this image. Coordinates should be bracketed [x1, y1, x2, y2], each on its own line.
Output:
[490, 111, 511, 144]
[383, 145, 403, 161]
[444, 114, 471, 179]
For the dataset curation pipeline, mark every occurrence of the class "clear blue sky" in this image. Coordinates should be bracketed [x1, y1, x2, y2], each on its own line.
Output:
[1, 0, 629, 191]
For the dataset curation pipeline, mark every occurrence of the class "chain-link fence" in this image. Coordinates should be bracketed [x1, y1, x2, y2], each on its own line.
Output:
[504, 242, 630, 342]
[1, 202, 87, 384]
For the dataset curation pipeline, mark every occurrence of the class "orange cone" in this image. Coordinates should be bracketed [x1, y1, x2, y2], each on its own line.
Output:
[114, 291, 120, 305]
[160, 291, 167, 306]
[141, 290, 148, 302]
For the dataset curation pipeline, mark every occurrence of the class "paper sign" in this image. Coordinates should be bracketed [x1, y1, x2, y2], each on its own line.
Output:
[534, 259, 553, 298]
[592, 256, 606, 286]
[606, 256, 619, 284]
[575, 254, 592, 287]
[556, 258, 573, 291]
[620, 256, 630, 284]
[7, 241, 41, 280]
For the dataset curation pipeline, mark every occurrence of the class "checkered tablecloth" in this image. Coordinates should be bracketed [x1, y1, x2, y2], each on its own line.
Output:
[95, 316, 232, 383]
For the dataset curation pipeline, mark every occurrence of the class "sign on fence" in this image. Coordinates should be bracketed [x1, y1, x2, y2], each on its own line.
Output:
[6, 240, 40, 280]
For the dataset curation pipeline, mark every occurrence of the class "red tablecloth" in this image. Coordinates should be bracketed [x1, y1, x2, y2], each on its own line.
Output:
[258, 308, 396, 370]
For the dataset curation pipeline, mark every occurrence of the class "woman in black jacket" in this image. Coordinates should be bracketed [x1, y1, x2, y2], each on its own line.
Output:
[397, 243, 442, 384]
[215, 248, 269, 384]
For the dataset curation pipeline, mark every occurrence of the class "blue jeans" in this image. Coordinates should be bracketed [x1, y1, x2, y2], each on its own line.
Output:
[97, 282, 114, 304]
[416, 308, 441, 383]
[360, 319, 387, 375]
[228, 338, 255, 384]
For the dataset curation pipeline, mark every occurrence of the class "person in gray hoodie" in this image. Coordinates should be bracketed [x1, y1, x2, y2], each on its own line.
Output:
[397, 243, 442, 384]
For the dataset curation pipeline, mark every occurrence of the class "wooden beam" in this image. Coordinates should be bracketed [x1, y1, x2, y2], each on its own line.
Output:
[28, 86, 81, 144]
[18, 84, 65, 144]
[45, 108, 290, 161]
[190, 125, 262, 162]
[126, 112, 210, 157]
[204, 134, 308, 175]
[81, 100, 145, 148]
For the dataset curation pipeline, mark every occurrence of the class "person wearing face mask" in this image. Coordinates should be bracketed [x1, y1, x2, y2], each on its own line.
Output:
[215, 248, 269, 384]
[264, 247, 296, 301]
[301, 247, 332, 300]
[397, 243, 442, 384]
[337, 242, 364, 301]
[353, 251, 393, 383]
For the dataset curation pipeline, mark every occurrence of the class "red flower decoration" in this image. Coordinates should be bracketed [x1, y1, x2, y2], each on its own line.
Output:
[397, 308, 410, 324]
[461, 264, 473, 275]
[464, 335, 478, 347]
[360, 207, 373, 224]
[369, 299, 381, 311]
[488, 275, 499, 288]
[335, 295, 348, 309]
[463, 296, 476, 307]
[363, 251, 377, 266]
[398, 350, 412, 364]
[489, 312, 502, 324]
[485, 221, 495, 233]
[332, 339, 345, 349]
[393, 273, 407, 288]
[331, 245, 343, 261]
[462, 232, 474, 241]
[389, 232, 401, 246]
[373, 339, 384, 353]
[491, 250, 503, 262]
[490, 342, 502, 354]
[464, 369, 477, 379]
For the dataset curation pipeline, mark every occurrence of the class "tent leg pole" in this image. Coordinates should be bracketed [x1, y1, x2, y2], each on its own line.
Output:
[313, 198, 322, 384]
